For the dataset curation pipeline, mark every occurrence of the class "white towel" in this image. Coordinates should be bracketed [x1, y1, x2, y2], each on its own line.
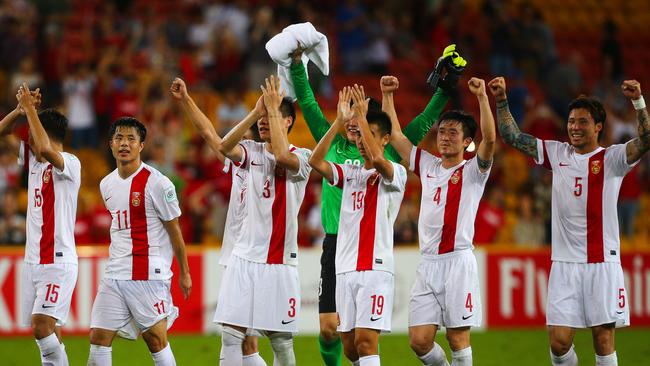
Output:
[265, 22, 329, 101]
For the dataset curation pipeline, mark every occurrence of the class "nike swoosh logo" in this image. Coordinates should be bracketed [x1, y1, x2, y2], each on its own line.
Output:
[281, 319, 295, 325]
[30, 171, 37, 175]
[251, 161, 263, 166]
[41, 304, 55, 309]
[559, 163, 570, 166]
[462, 314, 474, 320]
[105, 196, 112, 201]
[426, 174, 435, 178]
[616, 310, 624, 314]
[346, 178, 353, 182]
[370, 316, 382, 321]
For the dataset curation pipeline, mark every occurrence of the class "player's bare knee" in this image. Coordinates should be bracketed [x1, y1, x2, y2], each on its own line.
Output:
[409, 334, 431, 356]
[89, 328, 114, 347]
[549, 337, 573, 356]
[319, 325, 338, 342]
[354, 336, 377, 357]
[242, 336, 258, 355]
[592, 324, 615, 355]
[31, 316, 56, 339]
[341, 333, 357, 361]
[445, 328, 470, 351]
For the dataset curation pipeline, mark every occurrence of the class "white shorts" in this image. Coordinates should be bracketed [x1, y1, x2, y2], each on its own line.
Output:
[214, 255, 300, 333]
[336, 271, 394, 333]
[409, 250, 482, 328]
[21, 263, 78, 327]
[90, 278, 179, 340]
[547, 261, 629, 328]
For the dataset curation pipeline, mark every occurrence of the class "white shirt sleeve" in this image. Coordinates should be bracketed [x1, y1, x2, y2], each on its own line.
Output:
[17, 141, 27, 167]
[52, 153, 81, 182]
[150, 175, 182, 222]
[409, 146, 437, 176]
[607, 142, 639, 176]
[464, 157, 490, 184]
[534, 139, 559, 170]
[328, 162, 346, 188]
[286, 147, 312, 182]
[381, 162, 407, 192]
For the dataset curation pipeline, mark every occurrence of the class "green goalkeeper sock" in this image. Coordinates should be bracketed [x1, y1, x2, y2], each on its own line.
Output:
[319, 336, 342, 366]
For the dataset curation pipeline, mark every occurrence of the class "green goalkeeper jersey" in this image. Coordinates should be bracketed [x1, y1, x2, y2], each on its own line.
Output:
[290, 62, 449, 234]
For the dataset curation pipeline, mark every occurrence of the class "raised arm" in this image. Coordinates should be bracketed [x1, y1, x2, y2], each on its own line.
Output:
[381, 76, 413, 162]
[17, 84, 65, 170]
[468, 78, 496, 171]
[289, 47, 331, 141]
[163, 218, 192, 299]
[263, 75, 300, 171]
[352, 85, 394, 180]
[309, 87, 353, 182]
[621, 80, 650, 164]
[218, 96, 265, 163]
[488, 77, 538, 158]
[171, 77, 225, 162]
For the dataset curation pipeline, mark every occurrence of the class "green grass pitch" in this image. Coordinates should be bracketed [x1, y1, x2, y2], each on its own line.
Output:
[1, 329, 649, 365]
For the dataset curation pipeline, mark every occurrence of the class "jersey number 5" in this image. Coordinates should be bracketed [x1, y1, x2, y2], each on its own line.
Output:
[574, 177, 583, 197]
[34, 188, 42, 207]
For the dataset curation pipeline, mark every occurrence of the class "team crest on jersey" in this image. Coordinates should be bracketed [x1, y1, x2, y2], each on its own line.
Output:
[42, 169, 51, 184]
[450, 170, 461, 184]
[591, 160, 602, 175]
[131, 192, 142, 207]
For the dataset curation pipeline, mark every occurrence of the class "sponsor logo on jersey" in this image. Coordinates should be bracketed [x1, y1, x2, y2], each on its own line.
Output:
[591, 160, 602, 174]
[42, 169, 51, 184]
[165, 187, 177, 203]
[131, 192, 142, 207]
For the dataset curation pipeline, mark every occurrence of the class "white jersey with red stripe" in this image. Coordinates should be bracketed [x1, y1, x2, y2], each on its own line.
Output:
[220, 158, 248, 266]
[535, 140, 637, 263]
[330, 161, 407, 274]
[19, 142, 80, 264]
[231, 140, 311, 266]
[410, 147, 490, 257]
[99, 162, 181, 280]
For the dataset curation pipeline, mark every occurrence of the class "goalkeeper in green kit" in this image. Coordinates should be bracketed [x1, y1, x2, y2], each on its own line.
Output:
[290, 44, 467, 366]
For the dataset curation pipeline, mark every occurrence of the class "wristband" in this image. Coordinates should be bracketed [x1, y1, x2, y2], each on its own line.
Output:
[632, 96, 646, 110]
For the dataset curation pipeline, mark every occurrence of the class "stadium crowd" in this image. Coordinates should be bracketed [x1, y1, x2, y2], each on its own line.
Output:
[0, 0, 649, 248]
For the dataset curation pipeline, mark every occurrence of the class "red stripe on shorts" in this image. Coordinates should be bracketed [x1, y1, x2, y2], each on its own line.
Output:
[439, 166, 464, 254]
[130, 168, 152, 280]
[587, 150, 606, 263]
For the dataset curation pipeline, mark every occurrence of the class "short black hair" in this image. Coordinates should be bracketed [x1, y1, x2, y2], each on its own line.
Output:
[366, 110, 392, 136]
[279, 97, 296, 133]
[438, 110, 477, 140]
[38, 109, 68, 143]
[368, 97, 381, 112]
[109, 117, 147, 142]
[568, 95, 606, 141]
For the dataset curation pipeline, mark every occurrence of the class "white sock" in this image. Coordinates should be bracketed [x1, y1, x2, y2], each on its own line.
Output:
[243, 352, 267, 366]
[269, 332, 295, 366]
[596, 351, 618, 366]
[418, 342, 449, 366]
[359, 355, 380, 366]
[36, 333, 65, 366]
[87, 344, 112, 366]
[550, 345, 578, 366]
[151, 343, 176, 366]
[221, 327, 246, 366]
[451, 346, 472, 366]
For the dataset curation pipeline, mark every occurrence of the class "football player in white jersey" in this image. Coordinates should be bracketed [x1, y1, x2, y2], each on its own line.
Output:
[387, 77, 496, 366]
[489, 76, 650, 366]
[87, 117, 192, 366]
[309, 85, 406, 366]
[214, 75, 311, 366]
[0, 84, 80, 366]
[169, 78, 265, 366]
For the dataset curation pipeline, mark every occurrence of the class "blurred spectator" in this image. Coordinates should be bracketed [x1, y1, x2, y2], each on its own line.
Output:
[336, 0, 368, 73]
[63, 63, 97, 149]
[246, 6, 276, 90]
[0, 144, 21, 194]
[544, 52, 583, 117]
[9, 58, 43, 97]
[532, 171, 553, 243]
[0, 189, 26, 245]
[517, 4, 556, 78]
[217, 89, 248, 134]
[513, 193, 545, 246]
[618, 160, 641, 239]
[601, 19, 623, 80]
[364, 8, 392, 75]
[474, 186, 505, 244]
[394, 200, 419, 245]
[304, 186, 325, 247]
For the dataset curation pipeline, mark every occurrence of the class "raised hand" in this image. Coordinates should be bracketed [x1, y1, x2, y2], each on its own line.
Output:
[290, 41, 305, 64]
[622, 80, 642, 100]
[380, 76, 399, 94]
[260, 75, 285, 112]
[170, 77, 189, 100]
[488, 77, 507, 100]
[337, 86, 354, 122]
[468, 77, 487, 97]
[350, 84, 369, 119]
[16, 83, 38, 112]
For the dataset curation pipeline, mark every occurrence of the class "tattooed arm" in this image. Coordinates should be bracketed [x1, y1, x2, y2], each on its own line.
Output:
[487, 77, 538, 158]
[621, 80, 650, 164]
